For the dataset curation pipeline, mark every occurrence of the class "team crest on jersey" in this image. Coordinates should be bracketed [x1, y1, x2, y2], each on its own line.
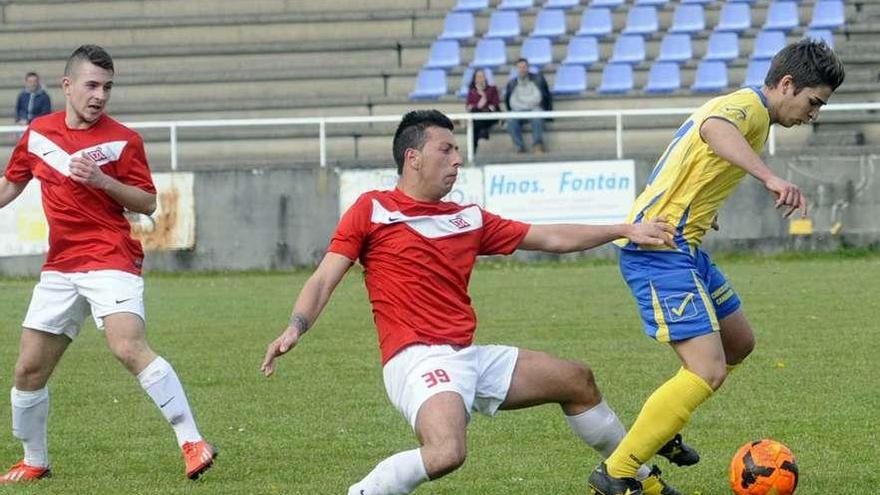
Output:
[721, 105, 748, 121]
[449, 215, 471, 229]
[84, 147, 110, 162]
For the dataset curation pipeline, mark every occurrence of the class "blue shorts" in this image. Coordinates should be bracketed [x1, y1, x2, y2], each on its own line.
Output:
[618, 247, 741, 342]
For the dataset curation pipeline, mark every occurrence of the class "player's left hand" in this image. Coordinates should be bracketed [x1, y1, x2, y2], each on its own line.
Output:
[260, 326, 301, 377]
[69, 154, 109, 189]
[626, 217, 676, 248]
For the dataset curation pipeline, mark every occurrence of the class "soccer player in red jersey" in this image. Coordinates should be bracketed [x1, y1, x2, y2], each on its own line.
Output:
[0, 45, 215, 482]
[261, 110, 691, 495]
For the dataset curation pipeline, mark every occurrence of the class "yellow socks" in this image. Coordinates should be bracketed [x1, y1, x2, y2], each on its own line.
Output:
[606, 368, 713, 478]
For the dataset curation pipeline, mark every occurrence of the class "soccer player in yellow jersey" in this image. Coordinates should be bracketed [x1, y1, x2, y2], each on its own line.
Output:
[588, 39, 845, 495]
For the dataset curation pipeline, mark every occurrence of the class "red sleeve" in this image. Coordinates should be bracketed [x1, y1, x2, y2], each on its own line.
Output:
[466, 88, 479, 108]
[4, 131, 34, 183]
[479, 209, 530, 255]
[116, 134, 156, 194]
[327, 194, 373, 261]
[488, 86, 501, 110]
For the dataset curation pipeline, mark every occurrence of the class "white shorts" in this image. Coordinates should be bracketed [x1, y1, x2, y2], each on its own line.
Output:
[383, 344, 519, 429]
[22, 270, 146, 339]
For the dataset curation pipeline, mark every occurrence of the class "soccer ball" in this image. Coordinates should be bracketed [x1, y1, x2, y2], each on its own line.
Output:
[728, 439, 799, 495]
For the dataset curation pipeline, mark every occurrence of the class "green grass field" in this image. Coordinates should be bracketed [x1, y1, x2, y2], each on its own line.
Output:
[0, 253, 877, 494]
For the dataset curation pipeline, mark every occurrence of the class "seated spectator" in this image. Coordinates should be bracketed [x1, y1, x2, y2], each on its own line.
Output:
[465, 69, 500, 154]
[504, 58, 553, 153]
[15, 72, 52, 125]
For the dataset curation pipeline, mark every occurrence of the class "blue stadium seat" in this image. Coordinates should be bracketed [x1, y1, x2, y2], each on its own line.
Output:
[682, 0, 713, 4]
[728, 0, 757, 3]
[410, 69, 448, 100]
[809, 1, 845, 30]
[545, 0, 580, 9]
[531, 9, 567, 38]
[704, 32, 739, 62]
[577, 8, 613, 38]
[656, 33, 692, 63]
[498, 0, 534, 10]
[763, 1, 800, 32]
[590, 0, 624, 9]
[743, 58, 770, 86]
[752, 30, 786, 59]
[803, 29, 835, 48]
[691, 60, 728, 92]
[521, 37, 554, 66]
[485, 10, 521, 39]
[669, 4, 705, 34]
[635, 0, 668, 6]
[552, 64, 588, 95]
[716, 3, 751, 33]
[458, 67, 495, 98]
[644, 62, 681, 93]
[425, 40, 461, 69]
[471, 38, 508, 68]
[622, 6, 659, 36]
[440, 12, 476, 40]
[453, 0, 489, 12]
[610, 35, 646, 64]
[598, 63, 634, 93]
[563, 36, 600, 66]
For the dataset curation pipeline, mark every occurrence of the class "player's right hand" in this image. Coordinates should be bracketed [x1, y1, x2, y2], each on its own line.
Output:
[626, 217, 677, 249]
[764, 176, 807, 218]
[260, 327, 301, 377]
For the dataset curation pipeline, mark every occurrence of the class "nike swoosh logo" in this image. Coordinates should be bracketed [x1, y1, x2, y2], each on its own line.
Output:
[115, 298, 132, 304]
[42, 150, 56, 156]
[159, 397, 175, 408]
[671, 293, 695, 317]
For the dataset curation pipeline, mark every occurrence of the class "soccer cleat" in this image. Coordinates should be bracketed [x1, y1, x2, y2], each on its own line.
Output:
[588, 462, 643, 495]
[641, 465, 682, 495]
[657, 434, 700, 466]
[183, 440, 217, 480]
[0, 460, 51, 483]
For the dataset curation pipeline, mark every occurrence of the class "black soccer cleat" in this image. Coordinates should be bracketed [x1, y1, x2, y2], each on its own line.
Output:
[588, 463, 643, 495]
[640, 465, 683, 495]
[657, 434, 700, 467]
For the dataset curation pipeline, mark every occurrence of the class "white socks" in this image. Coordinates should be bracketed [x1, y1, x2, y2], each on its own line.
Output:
[566, 399, 651, 480]
[347, 449, 429, 495]
[137, 356, 202, 447]
[11, 387, 50, 468]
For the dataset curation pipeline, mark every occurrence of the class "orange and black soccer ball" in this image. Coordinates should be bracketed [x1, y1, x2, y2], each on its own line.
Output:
[729, 439, 799, 495]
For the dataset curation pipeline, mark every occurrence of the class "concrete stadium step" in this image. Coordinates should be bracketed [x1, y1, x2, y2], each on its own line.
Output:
[0, 0, 455, 23]
[0, 10, 447, 51]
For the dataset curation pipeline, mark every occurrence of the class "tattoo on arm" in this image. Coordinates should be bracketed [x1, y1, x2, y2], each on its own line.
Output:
[289, 313, 311, 337]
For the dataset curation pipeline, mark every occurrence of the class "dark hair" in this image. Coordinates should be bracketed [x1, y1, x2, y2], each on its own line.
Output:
[25, 72, 39, 79]
[469, 69, 489, 90]
[765, 39, 845, 92]
[392, 110, 455, 174]
[64, 45, 114, 76]
[515, 57, 529, 66]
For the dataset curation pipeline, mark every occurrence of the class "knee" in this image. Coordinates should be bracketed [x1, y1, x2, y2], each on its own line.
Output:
[569, 361, 601, 406]
[13, 359, 48, 389]
[424, 440, 467, 478]
[695, 363, 728, 391]
[109, 340, 150, 371]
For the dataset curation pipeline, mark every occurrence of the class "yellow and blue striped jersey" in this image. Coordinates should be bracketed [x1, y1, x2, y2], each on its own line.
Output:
[618, 87, 771, 250]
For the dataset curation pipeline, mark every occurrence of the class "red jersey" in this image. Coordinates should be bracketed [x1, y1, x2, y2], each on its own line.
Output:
[328, 188, 530, 364]
[4, 112, 156, 275]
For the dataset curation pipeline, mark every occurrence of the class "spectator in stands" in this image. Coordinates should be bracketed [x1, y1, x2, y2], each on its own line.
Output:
[465, 69, 500, 154]
[15, 72, 52, 125]
[504, 58, 552, 154]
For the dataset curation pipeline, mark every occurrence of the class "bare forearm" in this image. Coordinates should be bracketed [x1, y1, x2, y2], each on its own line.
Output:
[0, 178, 27, 209]
[101, 176, 156, 215]
[521, 223, 630, 253]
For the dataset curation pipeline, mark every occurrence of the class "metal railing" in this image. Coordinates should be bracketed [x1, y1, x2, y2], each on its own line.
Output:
[2, 102, 878, 170]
